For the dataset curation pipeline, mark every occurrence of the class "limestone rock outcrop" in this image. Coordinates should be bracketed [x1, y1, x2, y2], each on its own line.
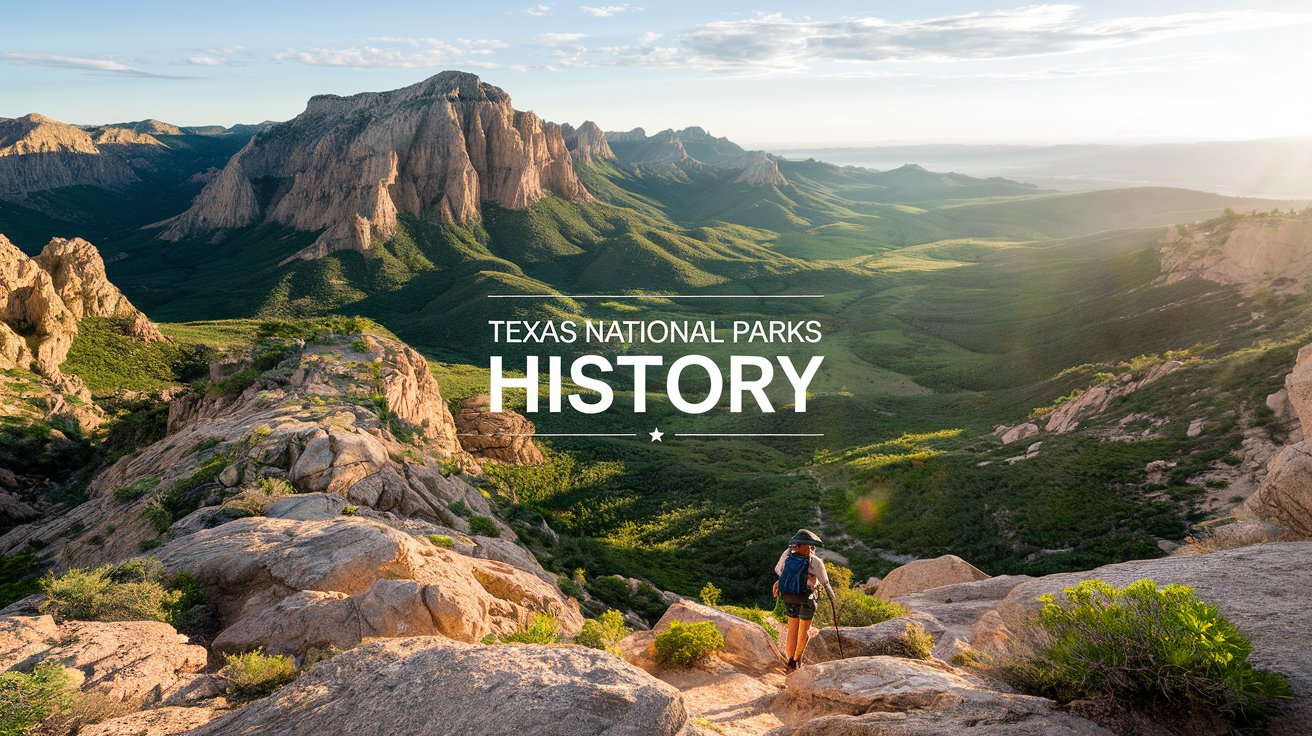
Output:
[456, 394, 545, 466]
[0, 615, 208, 707]
[80, 706, 219, 736]
[875, 555, 990, 600]
[769, 656, 1111, 735]
[159, 71, 593, 261]
[186, 637, 690, 736]
[151, 515, 582, 656]
[735, 151, 787, 186]
[1158, 215, 1312, 293]
[0, 234, 161, 376]
[562, 121, 615, 164]
[0, 113, 166, 197]
[1246, 343, 1312, 535]
[0, 331, 497, 566]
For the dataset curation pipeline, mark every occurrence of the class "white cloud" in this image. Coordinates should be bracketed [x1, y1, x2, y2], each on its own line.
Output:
[592, 6, 1312, 73]
[637, 32, 663, 44]
[525, 4, 552, 15]
[276, 38, 506, 68]
[581, 4, 637, 17]
[0, 51, 189, 79]
[541, 33, 589, 46]
[187, 46, 245, 66]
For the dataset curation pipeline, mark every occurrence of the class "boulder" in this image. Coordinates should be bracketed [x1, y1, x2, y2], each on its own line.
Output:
[876, 555, 990, 600]
[813, 613, 941, 662]
[80, 706, 219, 736]
[187, 638, 688, 736]
[153, 516, 582, 656]
[767, 698, 1111, 735]
[770, 655, 1108, 735]
[992, 541, 1312, 735]
[1001, 423, 1039, 445]
[455, 394, 545, 466]
[0, 616, 207, 706]
[1245, 443, 1312, 536]
[622, 599, 784, 676]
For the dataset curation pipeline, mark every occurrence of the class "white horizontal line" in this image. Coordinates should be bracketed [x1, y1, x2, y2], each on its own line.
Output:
[487, 294, 824, 299]
[675, 433, 826, 437]
[506, 433, 637, 437]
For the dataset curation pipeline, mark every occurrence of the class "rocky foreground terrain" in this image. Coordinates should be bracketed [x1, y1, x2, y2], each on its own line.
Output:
[2, 237, 1311, 736]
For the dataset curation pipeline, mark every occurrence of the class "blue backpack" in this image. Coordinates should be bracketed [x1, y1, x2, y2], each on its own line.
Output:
[778, 552, 812, 597]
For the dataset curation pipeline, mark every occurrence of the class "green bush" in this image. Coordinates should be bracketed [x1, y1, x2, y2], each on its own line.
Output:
[112, 475, 159, 503]
[573, 610, 630, 653]
[814, 589, 907, 627]
[1011, 579, 1290, 719]
[38, 559, 203, 630]
[891, 622, 935, 660]
[428, 534, 455, 548]
[448, 500, 472, 517]
[654, 620, 724, 667]
[0, 547, 44, 609]
[468, 515, 499, 537]
[557, 575, 584, 599]
[221, 649, 297, 700]
[0, 664, 73, 735]
[488, 613, 561, 645]
[698, 582, 721, 607]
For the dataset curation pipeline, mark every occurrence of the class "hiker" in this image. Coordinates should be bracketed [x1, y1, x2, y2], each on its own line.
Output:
[773, 528, 835, 671]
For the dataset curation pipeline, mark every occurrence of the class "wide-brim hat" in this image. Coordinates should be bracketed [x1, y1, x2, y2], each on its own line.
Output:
[788, 529, 824, 547]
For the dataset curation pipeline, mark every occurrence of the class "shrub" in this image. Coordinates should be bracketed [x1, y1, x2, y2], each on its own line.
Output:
[1008, 579, 1290, 719]
[0, 664, 73, 735]
[653, 620, 724, 667]
[428, 534, 455, 548]
[468, 515, 499, 537]
[138, 538, 162, 552]
[221, 649, 297, 700]
[573, 610, 629, 654]
[814, 590, 907, 627]
[112, 475, 159, 503]
[488, 613, 562, 645]
[698, 582, 721, 607]
[891, 622, 935, 660]
[0, 547, 44, 609]
[558, 575, 584, 599]
[448, 500, 472, 517]
[39, 559, 203, 630]
[340, 505, 359, 516]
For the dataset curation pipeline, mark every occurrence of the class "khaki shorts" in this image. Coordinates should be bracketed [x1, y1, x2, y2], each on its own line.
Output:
[784, 598, 817, 621]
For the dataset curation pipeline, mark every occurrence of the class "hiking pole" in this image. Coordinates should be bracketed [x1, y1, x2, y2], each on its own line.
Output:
[825, 589, 845, 660]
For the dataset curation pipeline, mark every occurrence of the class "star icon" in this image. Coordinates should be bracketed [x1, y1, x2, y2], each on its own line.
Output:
[649, 427, 664, 442]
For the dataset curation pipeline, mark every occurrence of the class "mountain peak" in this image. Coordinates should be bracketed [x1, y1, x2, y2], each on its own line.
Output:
[160, 72, 592, 261]
[562, 121, 615, 164]
[734, 150, 786, 186]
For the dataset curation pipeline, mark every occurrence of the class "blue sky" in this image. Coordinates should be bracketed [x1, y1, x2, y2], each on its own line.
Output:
[3, 1, 1310, 145]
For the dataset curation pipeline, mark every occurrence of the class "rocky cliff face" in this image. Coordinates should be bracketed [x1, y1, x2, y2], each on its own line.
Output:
[0, 234, 162, 376]
[562, 121, 615, 164]
[1245, 342, 1312, 536]
[0, 113, 167, 197]
[735, 151, 787, 186]
[1158, 214, 1312, 293]
[159, 71, 593, 262]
